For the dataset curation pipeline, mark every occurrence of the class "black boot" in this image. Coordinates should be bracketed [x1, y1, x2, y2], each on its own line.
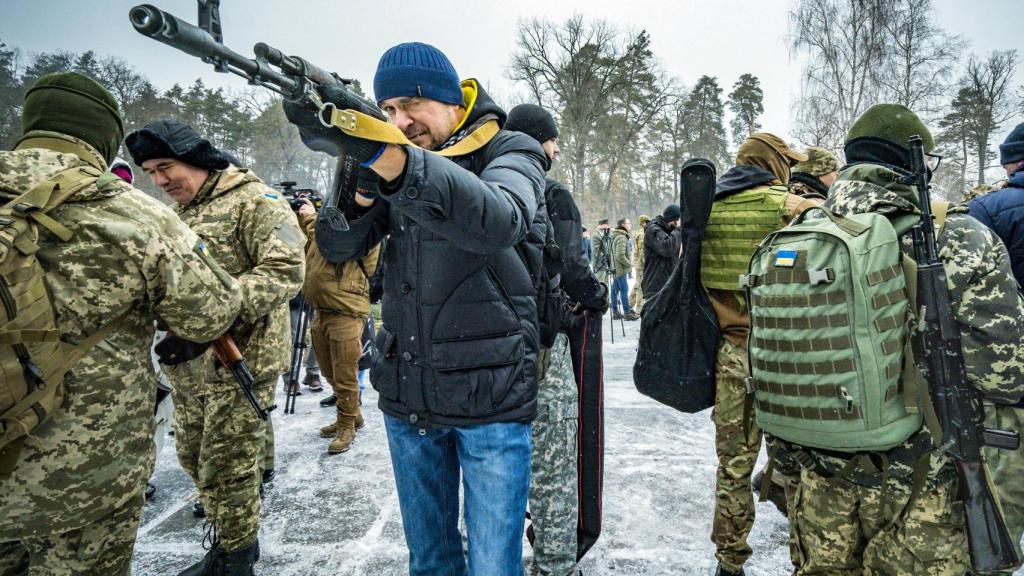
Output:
[179, 537, 260, 576]
[319, 393, 337, 408]
[193, 500, 206, 518]
[217, 540, 260, 576]
[145, 482, 156, 501]
[261, 468, 275, 484]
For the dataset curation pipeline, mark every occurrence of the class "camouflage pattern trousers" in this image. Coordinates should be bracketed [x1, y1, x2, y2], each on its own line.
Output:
[711, 339, 762, 572]
[529, 333, 580, 576]
[629, 273, 644, 313]
[0, 492, 143, 576]
[172, 378, 275, 552]
[983, 404, 1024, 575]
[792, 466, 968, 575]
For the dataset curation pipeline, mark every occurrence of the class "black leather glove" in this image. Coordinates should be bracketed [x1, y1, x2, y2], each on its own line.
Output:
[283, 83, 387, 164]
[154, 334, 213, 366]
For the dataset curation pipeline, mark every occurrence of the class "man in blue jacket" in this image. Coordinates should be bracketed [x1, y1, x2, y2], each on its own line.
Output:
[969, 122, 1024, 290]
[285, 42, 545, 576]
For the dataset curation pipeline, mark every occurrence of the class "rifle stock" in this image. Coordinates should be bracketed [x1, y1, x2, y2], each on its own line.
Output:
[907, 135, 1021, 573]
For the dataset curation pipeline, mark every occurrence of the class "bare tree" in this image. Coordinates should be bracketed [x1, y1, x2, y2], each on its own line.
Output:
[507, 15, 640, 210]
[790, 0, 888, 147]
[961, 50, 1019, 183]
[876, 0, 965, 117]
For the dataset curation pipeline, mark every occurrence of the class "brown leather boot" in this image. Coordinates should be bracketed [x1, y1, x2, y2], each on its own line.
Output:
[328, 415, 356, 454]
[355, 410, 364, 430]
[319, 421, 337, 438]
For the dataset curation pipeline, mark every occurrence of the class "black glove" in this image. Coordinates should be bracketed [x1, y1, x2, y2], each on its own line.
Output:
[283, 83, 387, 164]
[577, 282, 609, 315]
[155, 334, 213, 366]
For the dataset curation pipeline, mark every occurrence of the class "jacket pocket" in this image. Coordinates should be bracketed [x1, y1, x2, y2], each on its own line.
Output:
[429, 333, 526, 418]
[370, 325, 399, 402]
[191, 217, 247, 275]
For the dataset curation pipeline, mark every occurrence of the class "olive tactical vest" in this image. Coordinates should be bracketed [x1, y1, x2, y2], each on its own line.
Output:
[701, 186, 788, 291]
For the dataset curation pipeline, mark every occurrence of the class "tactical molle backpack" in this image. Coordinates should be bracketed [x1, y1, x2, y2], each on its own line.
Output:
[742, 207, 925, 452]
[0, 165, 119, 465]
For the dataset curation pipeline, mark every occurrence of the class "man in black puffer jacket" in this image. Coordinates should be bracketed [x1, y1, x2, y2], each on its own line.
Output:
[642, 203, 682, 299]
[284, 42, 545, 576]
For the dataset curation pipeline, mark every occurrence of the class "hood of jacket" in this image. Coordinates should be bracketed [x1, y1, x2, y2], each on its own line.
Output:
[183, 164, 263, 210]
[436, 79, 508, 154]
[1, 131, 121, 203]
[823, 162, 921, 234]
[715, 165, 778, 199]
[611, 227, 629, 239]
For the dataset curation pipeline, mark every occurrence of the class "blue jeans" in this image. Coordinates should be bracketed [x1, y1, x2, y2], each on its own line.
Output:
[384, 415, 532, 576]
[611, 274, 631, 314]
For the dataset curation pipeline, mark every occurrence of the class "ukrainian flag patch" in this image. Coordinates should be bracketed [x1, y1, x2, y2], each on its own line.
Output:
[774, 249, 797, 268]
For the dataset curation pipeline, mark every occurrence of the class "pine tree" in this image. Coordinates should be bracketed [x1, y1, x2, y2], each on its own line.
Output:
[682, 75, 729, 169]
[727, 73, 764, 147]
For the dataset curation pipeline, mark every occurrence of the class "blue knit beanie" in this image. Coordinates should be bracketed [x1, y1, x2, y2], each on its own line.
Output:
[1000, 122, 1024, 165]
[373, 42, 463, 106]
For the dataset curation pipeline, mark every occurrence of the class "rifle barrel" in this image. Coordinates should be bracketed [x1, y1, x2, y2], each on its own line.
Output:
[130, 4, 299, 95]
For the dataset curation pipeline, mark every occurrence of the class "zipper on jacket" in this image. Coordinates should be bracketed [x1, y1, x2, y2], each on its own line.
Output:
[485, 265, 522, 322]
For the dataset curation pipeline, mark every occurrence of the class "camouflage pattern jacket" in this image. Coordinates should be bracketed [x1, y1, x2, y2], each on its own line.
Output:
[0, 132, 241, 537]
[808, 162, 1024, 487]
[170, 166, 305, 389]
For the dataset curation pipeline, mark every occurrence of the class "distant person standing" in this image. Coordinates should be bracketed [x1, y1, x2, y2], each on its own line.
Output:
[642, 204, 681, 298]
[610, 218, 637, 320]
[629, 215, 650, 313]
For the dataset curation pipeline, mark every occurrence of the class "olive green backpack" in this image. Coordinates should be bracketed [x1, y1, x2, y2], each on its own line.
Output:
[741, 206, 937, 452]
[0, 165, 122, 471]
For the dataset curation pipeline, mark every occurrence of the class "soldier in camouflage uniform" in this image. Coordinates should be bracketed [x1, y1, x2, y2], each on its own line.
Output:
[752, 145, 843, 533]
[127, 120, 305, 575]
[790, 103, 1024, 575]
[701, 133, 817, 576]
[629, 214, 649, 313]
[0, 73, 241, 575]
[788, 146, 840, 201]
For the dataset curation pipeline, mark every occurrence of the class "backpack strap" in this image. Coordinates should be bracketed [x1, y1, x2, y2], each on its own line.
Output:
[2, 165, 100, 241]
[0, 309, 130, 426]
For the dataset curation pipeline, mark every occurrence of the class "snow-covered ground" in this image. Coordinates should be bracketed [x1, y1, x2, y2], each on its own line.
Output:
[132, 318, 1018, 575]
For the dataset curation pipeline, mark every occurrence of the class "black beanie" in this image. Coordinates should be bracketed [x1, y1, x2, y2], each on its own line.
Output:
[505, 103, 559, 144]
[663, 204, 681, 221]
[1000, 122, 1024, 166]
[22, 72, 124, 165]
[125, 119, 232, 171]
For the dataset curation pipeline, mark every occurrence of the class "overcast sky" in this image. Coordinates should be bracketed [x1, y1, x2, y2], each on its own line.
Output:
[1, 0, 1021, 145]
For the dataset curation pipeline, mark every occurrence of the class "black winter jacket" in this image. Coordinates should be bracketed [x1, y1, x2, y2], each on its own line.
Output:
[327, 84, 547, 427]
[642, 215, 681, 297]
[969, 172, 1024, 290]
[544, 178, 606, 310]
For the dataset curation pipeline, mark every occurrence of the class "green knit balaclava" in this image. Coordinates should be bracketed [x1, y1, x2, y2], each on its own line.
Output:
[22, 72, 124, 165]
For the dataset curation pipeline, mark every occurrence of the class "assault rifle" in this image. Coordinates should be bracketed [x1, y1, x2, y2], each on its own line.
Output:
[906, 135, 1021, 574]
[129, 1, 376, 114]
[212, 334, 274, 421]
[284, 297, 312, 415]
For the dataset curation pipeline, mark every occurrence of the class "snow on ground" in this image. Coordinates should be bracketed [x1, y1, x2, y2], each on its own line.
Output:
[133, 318, 1018, 575]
